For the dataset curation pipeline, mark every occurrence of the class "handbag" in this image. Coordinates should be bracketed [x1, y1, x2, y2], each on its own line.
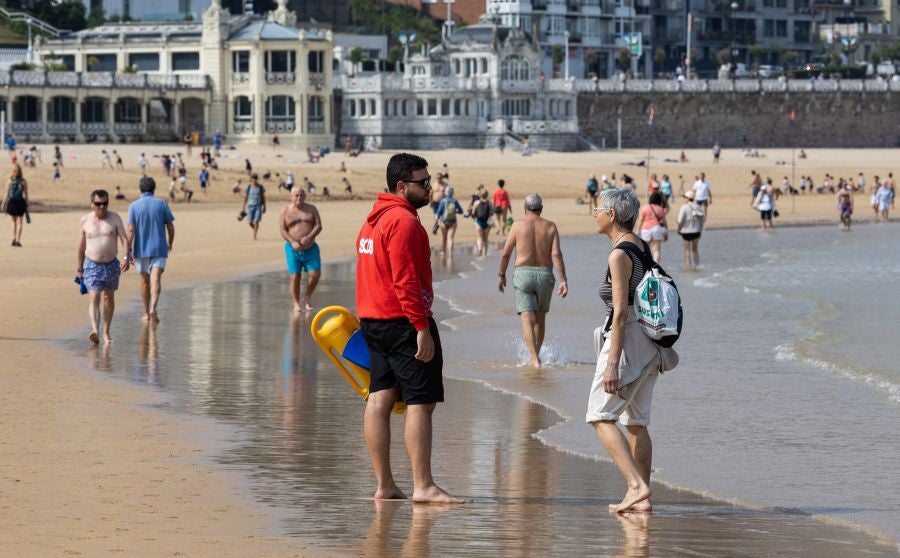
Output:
[773, 209, 780, 218]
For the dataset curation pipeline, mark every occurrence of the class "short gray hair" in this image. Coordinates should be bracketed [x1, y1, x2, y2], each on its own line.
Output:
[600, 188, 640, 230]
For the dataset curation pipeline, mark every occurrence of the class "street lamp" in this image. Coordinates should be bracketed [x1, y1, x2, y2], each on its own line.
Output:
[730, 1, 739, 70]
[443, 0, 456, 38]
[564, 30, 570, 79]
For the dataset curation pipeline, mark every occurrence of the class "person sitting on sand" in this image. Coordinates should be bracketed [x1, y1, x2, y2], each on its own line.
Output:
[114, 186, 126, 200]
[280, 187, 322, 313]
[78, 189, 131, 345]
[498, 194, 568, 368]
[679, 151, 689, 163]
[799, 149, 807, 159]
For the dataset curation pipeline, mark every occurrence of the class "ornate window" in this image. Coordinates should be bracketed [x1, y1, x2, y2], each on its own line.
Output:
[501, 56, 531, 80]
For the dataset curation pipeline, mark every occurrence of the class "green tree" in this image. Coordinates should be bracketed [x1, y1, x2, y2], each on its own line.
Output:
[387, 46, 403, 64]
[717, 48, 732, 66]
[552, 44, 564, 75]
[86, 5, 106, 28]
[869, 49, 882, 67]
[349, 0, 439, 50]
[51, 0, 87, 31]
[348, 47, 364, 75]
[748, 44, 763, 65]
[654, 47, 666, 67]
[618, 48, 631, 71]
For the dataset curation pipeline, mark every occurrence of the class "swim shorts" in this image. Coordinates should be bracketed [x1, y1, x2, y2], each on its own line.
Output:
[679, 232, 701, 241]
[760, 209, 773, 220]
[83, 257, 121, 292]
[640, 225, 667, 242]
[360, 317, 444, 405]
[513, 266, 555, 314]
[134, 257, 167, 274]
[247, 204, 263, 223]
[284, 241, 321, 273]
[475, 218, 490, 229]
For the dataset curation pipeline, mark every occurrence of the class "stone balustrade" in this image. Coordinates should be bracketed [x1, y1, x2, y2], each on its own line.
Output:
[574, 78, 900, 93]
[0, 70, 210, 90]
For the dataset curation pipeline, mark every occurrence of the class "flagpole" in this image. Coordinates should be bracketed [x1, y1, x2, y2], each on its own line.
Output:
[646, 105, 654, 197]
[790, 108, 796, 214]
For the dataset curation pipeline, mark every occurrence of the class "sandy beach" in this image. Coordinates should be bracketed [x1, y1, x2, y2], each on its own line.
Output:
[0, 143, 895, 555]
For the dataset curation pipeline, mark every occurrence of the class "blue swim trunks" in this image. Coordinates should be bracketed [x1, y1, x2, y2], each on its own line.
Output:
[247, 204, 263, 223]
[83, 257, 121, 292]
[284, 242, 321, 274]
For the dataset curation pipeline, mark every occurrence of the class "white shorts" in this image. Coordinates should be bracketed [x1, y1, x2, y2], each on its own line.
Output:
[134, 256, 167, 274]
[640, 225, 667, 242]
[586, 327, 660, 426]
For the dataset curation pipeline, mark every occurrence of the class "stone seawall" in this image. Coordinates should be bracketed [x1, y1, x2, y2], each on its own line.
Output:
[577, 90, 900, 148]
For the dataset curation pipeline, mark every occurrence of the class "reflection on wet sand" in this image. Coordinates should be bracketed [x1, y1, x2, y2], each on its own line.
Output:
[64, 259, 895, 557]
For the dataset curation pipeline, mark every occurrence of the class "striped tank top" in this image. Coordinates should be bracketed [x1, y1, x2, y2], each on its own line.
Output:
[598, 241, 648, 312]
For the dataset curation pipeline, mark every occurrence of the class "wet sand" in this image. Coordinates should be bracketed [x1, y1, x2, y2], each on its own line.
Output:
[0, 144, 895, 554]
[63, 260, 896, 556]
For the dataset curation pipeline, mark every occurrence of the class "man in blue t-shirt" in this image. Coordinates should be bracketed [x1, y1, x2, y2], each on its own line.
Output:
[127, 176, 175, 322]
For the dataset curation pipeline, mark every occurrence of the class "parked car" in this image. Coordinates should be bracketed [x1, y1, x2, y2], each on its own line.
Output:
[732, 63, 754, 79]
[757, 65, 784, 78]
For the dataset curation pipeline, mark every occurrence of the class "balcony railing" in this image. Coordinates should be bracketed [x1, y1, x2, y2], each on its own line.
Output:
[114, 122, 143, 135]
[81, 122, 109, 135]
[10, 122, 42, 134]
[265, 120, 296, 133]
[0, 70, 211, 90]
[233, 120, 253, 133]
[266, 72, 296, 84]
[233, 72, 249, 84]
[574, 78, 900, 93]
[308, 120, 325, 134]
[47, 121, 77, 134]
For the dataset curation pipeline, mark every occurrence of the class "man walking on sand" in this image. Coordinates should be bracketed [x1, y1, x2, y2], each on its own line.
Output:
[77, 189, 131, 345]
[127, 176, 174, 322]
[356, 152, 464, 504]
[280, 187, 322, 313]
[498, 193, 568, 368]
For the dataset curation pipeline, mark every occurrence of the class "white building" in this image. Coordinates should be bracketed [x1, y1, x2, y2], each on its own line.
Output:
[339, 15, 580, 151]
[486, 0, 651, 79]
[14, 0, 333, 145]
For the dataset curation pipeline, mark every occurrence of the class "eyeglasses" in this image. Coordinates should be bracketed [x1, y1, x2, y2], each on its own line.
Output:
[93, 201, 109, 207]
[403, 176, 432, 189]
[592, 207, 612, 217]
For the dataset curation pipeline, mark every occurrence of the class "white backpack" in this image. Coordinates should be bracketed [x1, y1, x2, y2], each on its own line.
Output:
[620, 242, 683, 347]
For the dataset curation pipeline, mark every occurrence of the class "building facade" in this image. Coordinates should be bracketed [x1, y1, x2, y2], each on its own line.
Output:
[339, 16, 580, 151]
[20, 0, 333, 145]
[486, 0, 651, 79]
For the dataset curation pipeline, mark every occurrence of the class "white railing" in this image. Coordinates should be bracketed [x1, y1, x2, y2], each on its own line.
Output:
[573, 78, 900, 93]
[510, 118, 579, 135]
[81, 122, 109, 134]
[81, 73, 114, 87]
[232, 72, 249, 84]
[175, 74, 208, 89]
[500, 80, 538, 92]
[12, 70, 45, 86]
[265, 120, 296, 133]
[11, 121, 41, 134]
[309, 73, 325, 89]
[114, 122, 143, 134]
[308, 120, 325, 134]
[233, 120, 253, 133]
[266, 72, 295, 84]
[47, 72, 79, 87]
[146, 122, 174, 134]
[147, 74, 178, 89]
[115, 73, 145, 88]
[47, 121, 77, 134]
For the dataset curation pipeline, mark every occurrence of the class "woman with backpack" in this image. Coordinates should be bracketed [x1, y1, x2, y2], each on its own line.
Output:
[586, 187, 679, 514]
[435, 186, 463, 258]
[634, 192, 668, 263]
[2, 165, 28, 247]
[676, 190, 705, 270]
[471, 190, 493, 258]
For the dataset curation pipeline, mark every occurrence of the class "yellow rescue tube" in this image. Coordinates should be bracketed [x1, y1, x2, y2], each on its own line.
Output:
[310, 306, 407, 415]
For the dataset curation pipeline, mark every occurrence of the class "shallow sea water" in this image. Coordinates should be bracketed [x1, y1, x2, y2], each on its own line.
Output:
[61, 223, 898, 555]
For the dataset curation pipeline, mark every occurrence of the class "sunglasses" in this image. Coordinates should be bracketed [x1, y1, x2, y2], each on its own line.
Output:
[403, 176, 432, 188]
[592, 207, 612, 217]
[93, 201, 109, 207]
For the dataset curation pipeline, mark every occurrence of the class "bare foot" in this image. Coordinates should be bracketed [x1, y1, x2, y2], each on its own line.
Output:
[609, 485, 651, 513]
[412, 485, 465, 504]
[150, 311, 160, 323]
[374, 486, 407, 500]
[304, 302, 314, 312]
[530, 358, 542, 369]
[292, 303, 302, 314]
[141, 314, 151, 322]
[104, 335, 113, 345]
[89, 332, 100, 345]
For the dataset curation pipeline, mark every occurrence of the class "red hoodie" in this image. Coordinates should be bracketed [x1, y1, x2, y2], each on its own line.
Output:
[356, 193, 433, 331]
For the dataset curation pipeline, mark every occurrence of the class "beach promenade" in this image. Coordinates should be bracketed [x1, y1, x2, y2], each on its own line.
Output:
[0, 144, 895, 555]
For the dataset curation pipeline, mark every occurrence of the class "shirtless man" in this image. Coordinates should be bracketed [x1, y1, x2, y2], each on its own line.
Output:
[77, 189, 131, 344]
[280, 187, 323, 313]
[498, 193, 568, 368]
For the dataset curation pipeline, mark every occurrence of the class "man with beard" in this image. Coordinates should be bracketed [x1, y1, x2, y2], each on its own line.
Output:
[355, 153, 464, 504]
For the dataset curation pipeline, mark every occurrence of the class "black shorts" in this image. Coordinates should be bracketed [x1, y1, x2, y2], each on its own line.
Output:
[760, 209, 773, 220]
[360, 317, 444, 405]
[679, 232, 701, 241]
[696, 199, 708, 207]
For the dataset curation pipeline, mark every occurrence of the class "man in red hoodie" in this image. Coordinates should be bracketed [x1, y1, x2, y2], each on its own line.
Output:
[356, 153, 463, 504]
